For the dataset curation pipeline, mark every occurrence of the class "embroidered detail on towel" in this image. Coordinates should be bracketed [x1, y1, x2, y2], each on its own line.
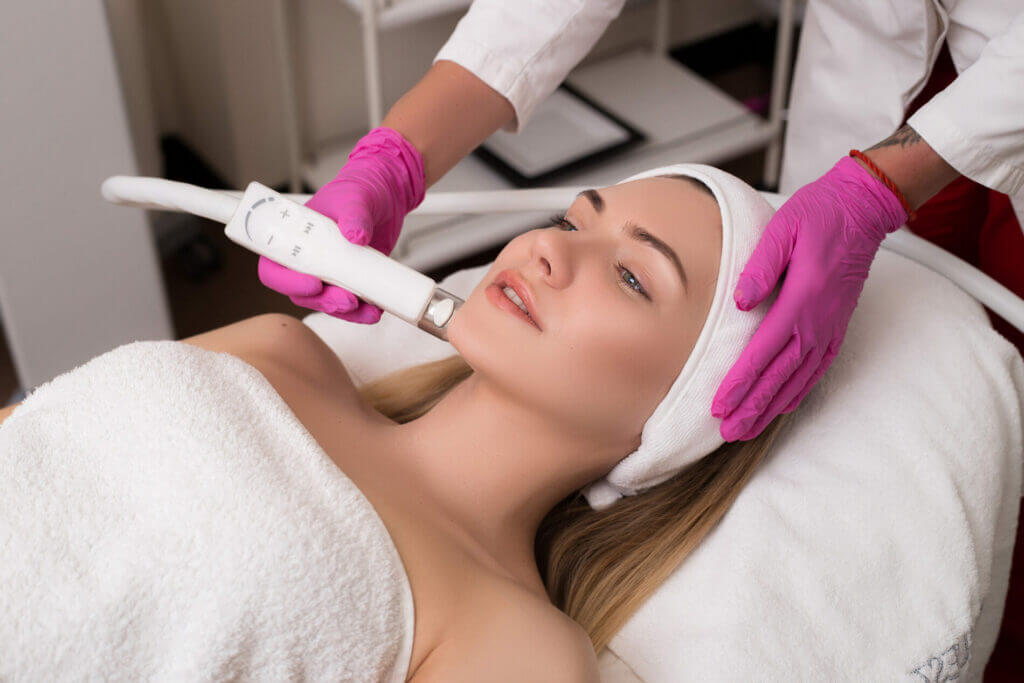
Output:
[908, 630, 972, 683]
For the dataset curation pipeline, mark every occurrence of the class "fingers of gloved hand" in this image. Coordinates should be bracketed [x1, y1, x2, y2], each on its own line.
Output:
[305, 182, 374, 248]
[288, 284, 359, 316]
[711, 315, 794, 418]
[718, 336, 808, 441]
[734, 212, 797, 311]
[258, 257, 323, 298]
[334, 200, 374, 248]
[330, 300, 383, 324]
[736, 349, 822, 440]
[781, 337, 842, 414]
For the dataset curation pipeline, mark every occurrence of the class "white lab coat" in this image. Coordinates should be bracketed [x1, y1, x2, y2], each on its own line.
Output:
[434, 0, 629, 134]
[782, 0, 1024, 228]
[434, 0, 1024, 229]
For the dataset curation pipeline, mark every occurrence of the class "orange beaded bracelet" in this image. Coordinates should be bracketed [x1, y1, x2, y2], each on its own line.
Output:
[849, 149, 916, 222]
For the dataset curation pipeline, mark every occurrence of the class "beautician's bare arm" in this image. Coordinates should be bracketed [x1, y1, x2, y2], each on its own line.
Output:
[858, 124, 960, 210]
[382, 60, 515, 188]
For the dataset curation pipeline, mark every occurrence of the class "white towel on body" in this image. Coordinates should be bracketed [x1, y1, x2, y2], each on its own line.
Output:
[0, 341, 414, 682]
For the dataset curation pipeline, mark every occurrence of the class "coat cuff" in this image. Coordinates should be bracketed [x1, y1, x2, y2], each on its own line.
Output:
[909, 107, 1024, 197]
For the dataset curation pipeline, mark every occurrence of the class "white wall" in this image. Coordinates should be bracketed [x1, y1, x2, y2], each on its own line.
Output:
[135, 0, 766, 188]
[0, 1, 173, 389]
[105, 0, 166, 178]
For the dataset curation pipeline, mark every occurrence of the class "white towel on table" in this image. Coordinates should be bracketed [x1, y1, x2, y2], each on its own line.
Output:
[305, 247, 1024, 681]
[0, 341, 414, 682]
[603, 250, 1024, 681]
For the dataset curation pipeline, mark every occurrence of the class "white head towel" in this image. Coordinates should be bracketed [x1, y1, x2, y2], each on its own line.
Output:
[582, 164, 776, 510]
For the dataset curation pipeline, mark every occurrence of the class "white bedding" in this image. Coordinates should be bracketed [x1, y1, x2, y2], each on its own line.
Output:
[304, 247, 1024, 681]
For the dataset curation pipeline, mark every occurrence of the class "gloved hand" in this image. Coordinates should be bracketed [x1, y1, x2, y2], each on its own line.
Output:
[711, 155, 909, 441]
[258, 126, 426, 323]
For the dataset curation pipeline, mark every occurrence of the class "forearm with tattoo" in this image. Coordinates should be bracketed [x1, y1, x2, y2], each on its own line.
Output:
[855, 125, 959, 210]
[866, 125, 923, 152]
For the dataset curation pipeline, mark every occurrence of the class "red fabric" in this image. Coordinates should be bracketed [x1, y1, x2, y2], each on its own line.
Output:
[897, 42, 1024, 679]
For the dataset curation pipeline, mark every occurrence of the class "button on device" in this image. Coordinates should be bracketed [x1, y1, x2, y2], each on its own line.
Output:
[244, 198, 278, 245]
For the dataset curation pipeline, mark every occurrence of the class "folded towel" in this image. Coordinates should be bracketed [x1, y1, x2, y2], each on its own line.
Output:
[0, 341, 414, 682]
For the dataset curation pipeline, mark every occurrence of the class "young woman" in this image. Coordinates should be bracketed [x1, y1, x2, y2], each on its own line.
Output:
[1, 170, 790, 681]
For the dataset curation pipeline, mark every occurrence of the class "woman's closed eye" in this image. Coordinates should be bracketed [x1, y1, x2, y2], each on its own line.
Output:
[547, 214, 651, 301]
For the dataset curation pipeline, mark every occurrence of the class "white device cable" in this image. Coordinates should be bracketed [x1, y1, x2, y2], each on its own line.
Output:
[101, 176, 238, 224]
[101, 176, 1024, 337]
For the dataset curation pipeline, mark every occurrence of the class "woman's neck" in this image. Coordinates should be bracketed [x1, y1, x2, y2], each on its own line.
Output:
[368, 374, 629, 596]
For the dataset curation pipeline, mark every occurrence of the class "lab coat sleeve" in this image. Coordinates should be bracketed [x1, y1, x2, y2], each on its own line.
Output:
[433, 0, 627, 133]
[907, 11, 1024, 196]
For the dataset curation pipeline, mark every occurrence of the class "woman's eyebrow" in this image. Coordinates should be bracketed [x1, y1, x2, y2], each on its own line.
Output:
[576, 189, 688, 291]
[579, 188, 605, 212]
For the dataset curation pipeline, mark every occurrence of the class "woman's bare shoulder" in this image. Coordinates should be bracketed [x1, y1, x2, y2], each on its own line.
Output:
[3, 314, 353, 430]
[180, 313, 361, 404]
[0, 402, 16, 428]
[411, 584, 598, 682]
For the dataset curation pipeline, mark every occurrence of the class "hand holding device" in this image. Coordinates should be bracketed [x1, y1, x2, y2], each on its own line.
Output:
[258, 127, 426, 323]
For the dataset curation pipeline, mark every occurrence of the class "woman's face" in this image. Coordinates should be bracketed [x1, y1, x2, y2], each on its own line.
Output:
[447, 176, 722, 448]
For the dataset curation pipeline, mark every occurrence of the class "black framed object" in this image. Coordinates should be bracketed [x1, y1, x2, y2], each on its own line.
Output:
[472, 83, 645, 188]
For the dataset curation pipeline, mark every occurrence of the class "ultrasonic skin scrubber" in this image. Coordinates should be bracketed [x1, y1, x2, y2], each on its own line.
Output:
[101, 177, 466, 341]
[223, 182, 463, 339]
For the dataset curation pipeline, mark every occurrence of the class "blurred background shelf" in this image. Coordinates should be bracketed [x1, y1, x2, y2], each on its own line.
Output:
[294, 0, 795, 272]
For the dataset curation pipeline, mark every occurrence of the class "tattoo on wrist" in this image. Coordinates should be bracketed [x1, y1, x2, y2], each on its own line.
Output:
[866, 125, 922, 151]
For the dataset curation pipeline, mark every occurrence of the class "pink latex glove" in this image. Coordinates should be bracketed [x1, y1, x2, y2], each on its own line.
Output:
[258, 126, 426, 323]
[711, 156, 909, 441]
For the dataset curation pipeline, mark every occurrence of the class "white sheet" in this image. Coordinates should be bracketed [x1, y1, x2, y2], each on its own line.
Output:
[304, 247, 1024, 681]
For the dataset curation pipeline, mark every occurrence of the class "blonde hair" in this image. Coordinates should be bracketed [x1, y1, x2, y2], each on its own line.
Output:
[359, 354, 792, 654]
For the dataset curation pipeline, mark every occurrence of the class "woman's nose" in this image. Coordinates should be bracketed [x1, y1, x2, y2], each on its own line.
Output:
[529, 229, 571, 289]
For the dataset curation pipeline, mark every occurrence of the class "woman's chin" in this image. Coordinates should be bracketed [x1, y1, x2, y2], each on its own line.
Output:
[444, 306, 467, 353]
[445, 303, 522, 374]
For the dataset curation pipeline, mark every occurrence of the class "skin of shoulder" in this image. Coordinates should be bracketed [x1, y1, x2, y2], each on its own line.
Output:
[180, 313, 362, 402]
[0, 402, 15, 428]
[0, 313, 358, 430]
[410, 604, 598, 683]
[177, 312, 328, 374]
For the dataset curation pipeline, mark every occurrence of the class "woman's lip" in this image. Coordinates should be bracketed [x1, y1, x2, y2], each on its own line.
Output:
[492, 269, 542, 330]
[486, 283, 541, 330]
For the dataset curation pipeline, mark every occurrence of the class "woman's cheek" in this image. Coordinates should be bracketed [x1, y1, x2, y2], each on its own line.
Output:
[574, 326, 641, 395]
